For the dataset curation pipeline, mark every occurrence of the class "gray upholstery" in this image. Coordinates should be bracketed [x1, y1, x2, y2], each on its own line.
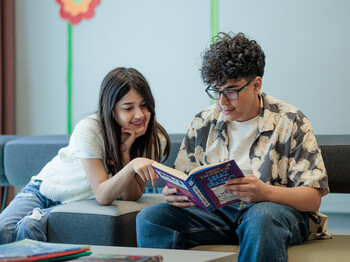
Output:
[48, 195, 165, 246]
[317, 135, 350, 193]
[4, 135, 69, 186]
[0, 135, 20, 185]
[2, 134, 184, 246]
[1, 134, 350, 251]
[0, 135, 20, 211]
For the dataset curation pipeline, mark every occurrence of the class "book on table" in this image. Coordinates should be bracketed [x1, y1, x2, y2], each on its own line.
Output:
[0, 239, 91, 261]
[151, 159, 245, 213]
[71, 254, 163, 261]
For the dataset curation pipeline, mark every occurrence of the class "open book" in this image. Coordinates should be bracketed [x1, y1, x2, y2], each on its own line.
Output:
[151, 159, 245, 213]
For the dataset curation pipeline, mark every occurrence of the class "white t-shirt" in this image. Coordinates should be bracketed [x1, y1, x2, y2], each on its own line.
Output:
[33, 114, 166, 204]
[227, 115, 259, 175]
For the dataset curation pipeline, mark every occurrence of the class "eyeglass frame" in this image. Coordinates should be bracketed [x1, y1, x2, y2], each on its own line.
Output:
[205, 76, 256, 101]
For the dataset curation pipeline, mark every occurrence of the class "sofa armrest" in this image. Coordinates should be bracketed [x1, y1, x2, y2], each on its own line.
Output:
[48, 194, 165, 246]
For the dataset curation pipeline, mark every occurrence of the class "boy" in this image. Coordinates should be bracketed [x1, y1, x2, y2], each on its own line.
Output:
[136, 32, 329, 262]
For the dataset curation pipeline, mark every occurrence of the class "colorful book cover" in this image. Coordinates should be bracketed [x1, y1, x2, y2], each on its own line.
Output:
[0, 239, 90, 261]
[71, 254, 163, 261]
[151, 159, 245, 213]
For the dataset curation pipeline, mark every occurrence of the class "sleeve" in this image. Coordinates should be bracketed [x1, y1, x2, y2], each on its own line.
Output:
[288, 111, 329, 196]
[71, 116, 105, 159]
[173, 118, 199, 174]
[156, 130, 167, 160]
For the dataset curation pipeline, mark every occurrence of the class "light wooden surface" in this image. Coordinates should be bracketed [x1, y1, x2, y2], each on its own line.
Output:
[88, 245, 237, 262]
[191, 235, 350, 262]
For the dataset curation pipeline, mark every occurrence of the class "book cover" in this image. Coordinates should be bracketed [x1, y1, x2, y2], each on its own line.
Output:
[0, 239, 90, 261]
[71, 254, 163, 261]
[151, 159, 245, 213]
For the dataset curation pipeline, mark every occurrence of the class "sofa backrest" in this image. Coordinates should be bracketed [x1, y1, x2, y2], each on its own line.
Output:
[3, 134, 184, 189]
[317, 135, 350, 193]
[3, 134, 350, 194]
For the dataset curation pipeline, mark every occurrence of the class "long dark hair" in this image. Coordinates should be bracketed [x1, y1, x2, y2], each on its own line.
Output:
[98, 67, 170, 175]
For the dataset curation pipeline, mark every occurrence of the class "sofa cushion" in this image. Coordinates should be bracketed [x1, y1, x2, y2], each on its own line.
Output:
[47, 194, 165, 246]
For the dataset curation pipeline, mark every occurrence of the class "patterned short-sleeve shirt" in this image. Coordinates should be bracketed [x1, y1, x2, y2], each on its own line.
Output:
[174, 92, 330, 240]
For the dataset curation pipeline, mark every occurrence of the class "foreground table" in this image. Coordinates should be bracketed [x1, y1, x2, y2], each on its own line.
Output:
[87, 245, 237, 262]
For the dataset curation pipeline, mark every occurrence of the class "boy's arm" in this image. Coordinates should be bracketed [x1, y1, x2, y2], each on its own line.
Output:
[224, 175, 322, 212]
[225, 113, 327, 212]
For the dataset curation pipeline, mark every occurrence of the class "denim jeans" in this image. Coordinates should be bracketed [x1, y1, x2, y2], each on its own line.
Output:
[136, 201, 309, 262]
[0, 180, 61, 244]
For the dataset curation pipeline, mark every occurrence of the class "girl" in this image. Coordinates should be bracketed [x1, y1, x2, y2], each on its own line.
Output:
[0, 67, 170, 243]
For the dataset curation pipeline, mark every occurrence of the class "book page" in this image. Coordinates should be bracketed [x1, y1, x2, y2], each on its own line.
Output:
[189, 159, 232, 175]
[151, 162, 188, 180]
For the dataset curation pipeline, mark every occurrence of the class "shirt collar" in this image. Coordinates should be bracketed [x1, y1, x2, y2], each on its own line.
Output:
[213, 92, 276, 134]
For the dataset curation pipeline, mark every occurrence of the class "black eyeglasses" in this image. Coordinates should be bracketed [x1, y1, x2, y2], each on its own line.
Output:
[205, 77, 255, 100]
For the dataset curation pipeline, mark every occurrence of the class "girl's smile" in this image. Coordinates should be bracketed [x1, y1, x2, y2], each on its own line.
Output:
[114, 88, 151, 137]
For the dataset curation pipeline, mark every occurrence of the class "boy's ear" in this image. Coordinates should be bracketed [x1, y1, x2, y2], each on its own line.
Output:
[253, 77, 262, 94]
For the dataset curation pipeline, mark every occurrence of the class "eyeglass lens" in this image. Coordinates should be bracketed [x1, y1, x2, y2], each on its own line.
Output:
[207, 90, 238, 100]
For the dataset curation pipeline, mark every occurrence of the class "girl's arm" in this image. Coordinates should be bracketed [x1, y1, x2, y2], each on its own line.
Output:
[81, 157, 157, 206]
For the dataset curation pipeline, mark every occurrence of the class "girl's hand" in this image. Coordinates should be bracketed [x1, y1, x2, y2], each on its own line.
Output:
[131, 157, 158, 187]
[121, 127, 137, 153]
[121, 119, 149, 153]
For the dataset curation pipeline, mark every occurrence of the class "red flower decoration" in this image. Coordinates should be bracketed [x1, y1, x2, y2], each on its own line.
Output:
[56, 0, 100, 25]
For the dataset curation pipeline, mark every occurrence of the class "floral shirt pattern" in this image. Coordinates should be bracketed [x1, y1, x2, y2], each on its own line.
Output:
[174, 92, 330, 240]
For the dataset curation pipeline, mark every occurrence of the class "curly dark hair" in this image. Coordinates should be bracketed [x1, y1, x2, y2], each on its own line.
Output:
[200, 32, 266, 87]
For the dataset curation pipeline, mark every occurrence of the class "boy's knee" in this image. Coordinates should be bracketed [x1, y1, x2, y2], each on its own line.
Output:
[137, 204, 164, 224]
[240, 202, 298, 232]
[137, 203, 175, 230]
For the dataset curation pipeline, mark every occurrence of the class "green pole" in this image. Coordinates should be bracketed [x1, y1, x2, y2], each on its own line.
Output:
[211, 0, 218, 42]
[67, 22, 73, 134]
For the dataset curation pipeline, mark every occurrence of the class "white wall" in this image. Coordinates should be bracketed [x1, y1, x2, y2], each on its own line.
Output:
[14, 0, 350, 234]
[15, 0, 350, 136]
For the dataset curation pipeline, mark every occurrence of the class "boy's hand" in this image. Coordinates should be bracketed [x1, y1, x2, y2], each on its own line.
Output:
[162, 186, 195, 208]
[223, 174, 270, 203]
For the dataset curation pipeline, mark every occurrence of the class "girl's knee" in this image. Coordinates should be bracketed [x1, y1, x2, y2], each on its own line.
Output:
[0, 222, 14, 244]
[14, 208, 47, 241]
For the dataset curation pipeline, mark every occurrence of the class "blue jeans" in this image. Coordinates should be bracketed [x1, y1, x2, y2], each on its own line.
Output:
[0, 180, 61, 244]
[136, 201, 309, 262]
